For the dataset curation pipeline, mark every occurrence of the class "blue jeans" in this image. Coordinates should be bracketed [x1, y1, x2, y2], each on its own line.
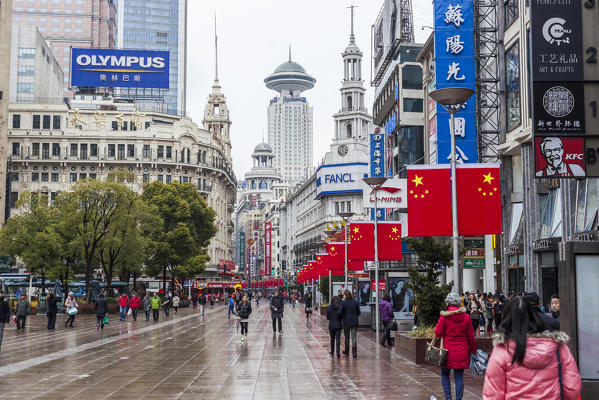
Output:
[228, 305, 234, 316]
[120, 306, 127, 320]
[441, 368, 464, 400]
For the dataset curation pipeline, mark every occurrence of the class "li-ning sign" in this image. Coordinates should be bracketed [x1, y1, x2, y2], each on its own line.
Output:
[71, 48, 169, 88]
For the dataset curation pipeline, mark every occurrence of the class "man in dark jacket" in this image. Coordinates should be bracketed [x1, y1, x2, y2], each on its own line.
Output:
[198, 291, 207, 315]
[94, 292, 108, 330]
[338, 290, 361, 357]
[0, 291, 10, 349]
[46, 292, 60, 330]
[524, 292, 559, 331]
[327, 297, 343, 358]
[270, 290, 284, 334]
[15, 294, 30, 331]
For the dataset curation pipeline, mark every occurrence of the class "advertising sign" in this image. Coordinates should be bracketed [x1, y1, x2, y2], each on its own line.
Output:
[534, 136, 586, 177]
[239, 232, 245, 271]
[388, 277, 415, 319]
[315, 162, 368, 197]
[264, 222, 272, 276]
[370, 128, 386, 178]
[70, 48, 169, 88]
[533, 82, 585, 134]
[362, 178, 407, 209]
[433, 0, 477, 164]
[464, 239, 485, 268]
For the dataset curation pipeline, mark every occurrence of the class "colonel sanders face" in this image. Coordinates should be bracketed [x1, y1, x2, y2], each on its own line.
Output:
[540, 137, 564, 169]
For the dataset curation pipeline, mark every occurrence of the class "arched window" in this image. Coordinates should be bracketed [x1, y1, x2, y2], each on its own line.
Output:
[346, 124, 352, 138]
[259, 179, 267, 189]
[186, 148, 190, 164]
[250, 180, 256, 190]
[347, 95, 353, 110]
[214, 104, 220, 115]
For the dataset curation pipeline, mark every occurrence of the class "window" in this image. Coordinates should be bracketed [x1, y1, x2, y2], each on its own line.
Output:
[403, 98, 423, 113]
[127, 144, 135, 157]
[41, 172, 49, 182]
[17, 82, 34, 94]
[505, 42, 521, 131]
[80, 144, 87, 160]
[12, 115, 21, 128]
[52, 143, 60, 156]
[166, 146, 172, 158]
[90, 143, 98, 157]
[18, 48, 35, 58]
[70, 143, 77, 156]
[112, 121, 118, 130]
[32, 172, 39, 182]
[10, 192, 18, 209]
[50, 192, 57, 205]
[504, 0, 518, 29]
[12, 143, 20, 156]
[118, 144, 125, 160]
[108, 144, 115, 157]
[166, 175, 171, 184]
[32, 143, 40, 156]
[143, 174, 150, 183]
[402, 65, 423, 89]
[51, 173, 59, 182]
[42, 143, 50, 159]
[53, 115, 60, 129]
[11, 173, 18, 182]
[32, 115, 41, 129]
[511, 155, 523, 193]
[42, 115, 51, 129]
[157, 145, 164, 158]
[17, 65, 35, 76]
[89, 173, 97, 180]
[79, 173, 87, 180]
[143, 145, 150, 158]
[157, 174, 163, 182]
[69, 173, 77, 182]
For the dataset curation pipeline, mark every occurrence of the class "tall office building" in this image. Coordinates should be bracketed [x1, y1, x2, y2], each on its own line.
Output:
[116, 0, 187, 116]
[264, 50, 315, 182]
[11, 0, 117, 98]
[1, 0, 12, 225]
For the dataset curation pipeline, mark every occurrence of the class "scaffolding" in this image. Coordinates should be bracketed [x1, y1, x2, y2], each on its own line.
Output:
[475, 0, 501, 163]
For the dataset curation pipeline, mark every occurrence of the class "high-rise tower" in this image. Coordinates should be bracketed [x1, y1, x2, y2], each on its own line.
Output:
[264, 48, 315, 182]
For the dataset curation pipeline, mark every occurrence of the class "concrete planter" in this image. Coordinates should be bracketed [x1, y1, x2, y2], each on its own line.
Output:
[395, 332, 430, 364]
[320, 305, 328, 316]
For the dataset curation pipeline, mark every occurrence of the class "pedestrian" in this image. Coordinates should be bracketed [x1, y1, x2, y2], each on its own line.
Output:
[523, 292, 560, 331]
[162, 290, 172, 317]
[209, 294, 215, 307]
[304, 291, 313, 321]
[172, 294, 180, 315]
[483, 296, 581, 400]
[479, 294, 487, 334]
[434, 292, 477, 400]
[338, 290, 344, 300]
[94, 292, 108, 330]
[118, 292, 129, 321]
[326, 296, 343, 358]
[550, 294, 560, 324]
[338, 290, 361, 358]
[466, 293, 482, 336]
[46, 292, 59, 330]
[192, 292, 198, 308]
[130, 293, 142, 321]
[270, 289, 284, 334]
[0, 291, 10, 349]
[485, 294, 495, 334]
[15, 294, 31, 331]
[227, 295, 235, 317]
[198, 291, 207, 315]
[150, 292, 162, 322]
[64, 292, 78, 328]
[237, 294, 252, 342]
[380, 293, 394, 347]
[143, 292, 152, 321]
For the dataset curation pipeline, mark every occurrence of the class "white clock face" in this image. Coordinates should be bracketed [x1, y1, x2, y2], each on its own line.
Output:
[338, 145, 348, 156]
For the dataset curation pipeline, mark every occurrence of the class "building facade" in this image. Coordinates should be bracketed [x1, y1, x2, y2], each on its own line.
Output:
[264, 52, 315, 183]
[115, 0, 186, 115]
[11, 0, 117, 98]
[1, 0, 12, 225]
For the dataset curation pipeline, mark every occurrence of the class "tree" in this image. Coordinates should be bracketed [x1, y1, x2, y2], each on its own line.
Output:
[0, 192, 64, 293]
[318, 274, 345, 303]
[142, 182, 217, 292]
[404, 237, 454, 327]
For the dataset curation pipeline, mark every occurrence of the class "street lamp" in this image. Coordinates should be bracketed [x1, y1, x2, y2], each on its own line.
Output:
[363, 176, 388, 341]
[338, 211, 355, 289]
[428, 87, 474, 296]
[324, 229, 340, 303]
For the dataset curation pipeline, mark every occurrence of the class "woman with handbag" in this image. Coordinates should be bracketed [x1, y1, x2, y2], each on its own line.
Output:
[64, 292, 78, 328]
[380, 294, 394, 347]
[434, 292, 477, 400]
[482, 296, 581, 400]
[466, 294, 481, 336]
[94, 292, 108, 330]
[304, 292, 313, 322]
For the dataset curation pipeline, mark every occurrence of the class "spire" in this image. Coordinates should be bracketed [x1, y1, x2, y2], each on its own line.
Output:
[214, 13, 219, 83]
[288, 44, 291, 62]
[348, 3, 357, 45]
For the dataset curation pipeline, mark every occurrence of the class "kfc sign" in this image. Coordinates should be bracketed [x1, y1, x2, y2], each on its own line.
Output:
[362, 178, 407, 209]
[535, 136, 585, 177]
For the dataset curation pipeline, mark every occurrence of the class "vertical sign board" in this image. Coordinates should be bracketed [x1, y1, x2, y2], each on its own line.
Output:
[264, 222, 272, 276]
[370, 127, 386, 221]
[433, 0, 477, 164]
[239, 232, 245, 272]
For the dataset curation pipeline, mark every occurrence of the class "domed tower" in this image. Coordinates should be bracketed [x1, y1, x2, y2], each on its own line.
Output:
[244, 142, 284, 202]
[264, 47, 315, 183]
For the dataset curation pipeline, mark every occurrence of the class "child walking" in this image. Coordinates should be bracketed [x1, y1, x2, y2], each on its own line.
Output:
[237, 294, 252, 341]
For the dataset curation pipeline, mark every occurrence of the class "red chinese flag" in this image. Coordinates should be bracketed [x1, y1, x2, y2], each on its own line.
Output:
[456, 164, 502, 236]
[348, 222, 374, 261]
[407, 165, 452, 236]
[326, 243, 364, 270]
[377, 222, 403, 261]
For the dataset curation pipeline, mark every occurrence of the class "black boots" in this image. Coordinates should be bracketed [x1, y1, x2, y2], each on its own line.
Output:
[352, 347, 357, 358]
[342, 349, 349, 356]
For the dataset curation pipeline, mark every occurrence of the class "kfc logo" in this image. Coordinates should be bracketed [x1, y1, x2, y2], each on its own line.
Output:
[535, 136, 585, 177]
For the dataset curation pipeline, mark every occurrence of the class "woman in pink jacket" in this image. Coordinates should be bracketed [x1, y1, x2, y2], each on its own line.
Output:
[483, 296, 581, 400]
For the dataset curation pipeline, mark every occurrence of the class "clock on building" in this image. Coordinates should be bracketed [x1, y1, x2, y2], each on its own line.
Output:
[338, 144, 348, 156]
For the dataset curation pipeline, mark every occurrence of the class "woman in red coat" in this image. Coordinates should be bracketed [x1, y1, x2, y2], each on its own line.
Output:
[434, 292, 477, 400]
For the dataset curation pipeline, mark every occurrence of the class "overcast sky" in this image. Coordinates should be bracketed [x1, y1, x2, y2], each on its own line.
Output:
[187, 0, 433, 178]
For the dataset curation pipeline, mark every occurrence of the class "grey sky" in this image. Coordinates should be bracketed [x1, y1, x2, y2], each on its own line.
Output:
[187, 0, 433, 178]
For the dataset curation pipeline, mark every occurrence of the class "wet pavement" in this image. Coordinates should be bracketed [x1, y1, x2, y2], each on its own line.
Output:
[0, 301, 483, 399]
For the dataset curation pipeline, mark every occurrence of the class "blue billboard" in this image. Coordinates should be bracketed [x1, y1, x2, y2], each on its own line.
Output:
[433, 0, 477, 163]
[70, 48, 169, 88]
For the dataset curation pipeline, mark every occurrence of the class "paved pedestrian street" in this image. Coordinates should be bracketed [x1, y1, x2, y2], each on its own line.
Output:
[0, 303, 484, 399]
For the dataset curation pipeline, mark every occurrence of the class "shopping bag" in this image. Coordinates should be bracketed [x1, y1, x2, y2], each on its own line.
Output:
[425, 337, 448, 367]
[390, 320, 399, 331]
[102, 316, 109, 325]
[470, 349, 489, 376]
[68, 307, 78, 315]
[127, 308, 132, 316]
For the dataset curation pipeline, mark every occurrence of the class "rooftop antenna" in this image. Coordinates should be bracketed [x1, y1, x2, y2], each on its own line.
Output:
[347, 2, 357, 45]
[288, 44, 291, 61]
[214, 13, 219, 82]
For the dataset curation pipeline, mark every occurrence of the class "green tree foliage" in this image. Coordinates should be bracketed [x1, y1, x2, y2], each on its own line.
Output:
[405, 237, 454, 327]
[318, 274, 345, 302]
[141, 182, 217, 291]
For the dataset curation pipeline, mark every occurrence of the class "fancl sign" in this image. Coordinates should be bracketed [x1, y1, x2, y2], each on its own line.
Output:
[71, 48, 169, 88]
[315, 163, 368, 198]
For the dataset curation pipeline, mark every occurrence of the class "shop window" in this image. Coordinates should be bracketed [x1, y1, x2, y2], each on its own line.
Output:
[505, 42, 521, 131]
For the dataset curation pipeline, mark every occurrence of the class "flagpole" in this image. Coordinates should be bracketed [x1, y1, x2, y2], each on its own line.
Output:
[339, 212, 355, 290]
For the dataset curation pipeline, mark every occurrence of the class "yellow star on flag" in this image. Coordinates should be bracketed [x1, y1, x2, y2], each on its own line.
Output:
[391, 226, 398, 234]
[412, 174, 424, 187]
[483, 172, 495, 185]
[353, 226, 359, 234]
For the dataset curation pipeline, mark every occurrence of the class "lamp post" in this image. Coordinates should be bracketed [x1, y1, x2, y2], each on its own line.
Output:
[363, 176, 388, 341]
[324, 229, 340, 303]
[428, 87, 474, 296]
[338, 211, 355, 289]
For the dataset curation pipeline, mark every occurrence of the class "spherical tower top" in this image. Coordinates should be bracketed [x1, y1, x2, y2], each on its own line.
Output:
[253, 142, 273, 155]
[264, 46, 316, 94]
